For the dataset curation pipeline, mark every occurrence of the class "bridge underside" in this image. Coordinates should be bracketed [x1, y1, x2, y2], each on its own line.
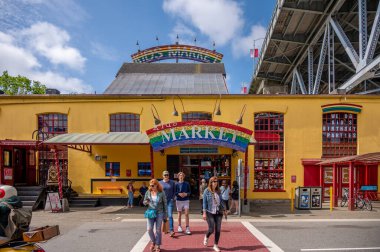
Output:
[251, 0, 380, 95]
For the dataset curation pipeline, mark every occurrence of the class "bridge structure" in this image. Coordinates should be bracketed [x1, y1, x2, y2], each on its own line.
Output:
[250, 0, 380, 95]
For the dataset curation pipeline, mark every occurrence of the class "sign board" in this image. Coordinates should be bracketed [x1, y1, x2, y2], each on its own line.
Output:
[47, 192, 62, 213]
[146, 121, 253, 152]
[131, 44, 223, 63]
[4, 168, 12, 180]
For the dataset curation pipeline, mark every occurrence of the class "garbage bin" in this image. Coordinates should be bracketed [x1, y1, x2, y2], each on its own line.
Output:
[310, 187, 322, 209]
[295, 187, 311, 209]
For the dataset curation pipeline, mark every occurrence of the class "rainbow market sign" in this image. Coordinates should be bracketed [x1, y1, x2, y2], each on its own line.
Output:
[131, 44, 223, 63]
[146, 121, 253, 152]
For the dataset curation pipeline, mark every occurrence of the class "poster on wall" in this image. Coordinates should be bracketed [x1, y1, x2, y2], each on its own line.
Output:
[342, 167, 349, 183]
[324, 187, 330, 198]
[4, 168, 12, 180]
[324, 167, 333, 183]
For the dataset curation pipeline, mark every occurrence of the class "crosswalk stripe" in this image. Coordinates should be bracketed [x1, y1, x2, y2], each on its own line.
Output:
[242, 221, 284, 252]
[130, 231, 150, 252]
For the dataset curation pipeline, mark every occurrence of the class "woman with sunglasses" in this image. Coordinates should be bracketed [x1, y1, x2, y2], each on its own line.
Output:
[202, 176, 226, 252]
[143, 179, 168, 252]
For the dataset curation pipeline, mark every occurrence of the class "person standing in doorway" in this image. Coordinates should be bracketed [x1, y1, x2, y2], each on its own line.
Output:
[139, 182, 148, 206]
[175, 172, 192, 235]
[159, 170, 176, 237]
[144, 179, 167, 252]
[199, 179, 208, 214]
[219, 180, 230, 214]
[202, 176, 226, 252]
[229, 180, 239, 215]
[127, 180, 135, 208]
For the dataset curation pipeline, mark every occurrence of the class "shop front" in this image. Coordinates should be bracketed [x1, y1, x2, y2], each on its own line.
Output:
[0, 140, 38, 186]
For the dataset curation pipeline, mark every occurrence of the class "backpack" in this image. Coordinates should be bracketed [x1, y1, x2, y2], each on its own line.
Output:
[0, 201, 32, 239]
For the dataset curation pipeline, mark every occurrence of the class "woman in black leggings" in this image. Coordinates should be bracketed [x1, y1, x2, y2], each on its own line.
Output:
[202, 176, 226, 252]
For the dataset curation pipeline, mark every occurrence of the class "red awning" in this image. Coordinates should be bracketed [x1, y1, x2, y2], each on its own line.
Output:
[317, 152, 380, 165]
[0, 140, 40, 147]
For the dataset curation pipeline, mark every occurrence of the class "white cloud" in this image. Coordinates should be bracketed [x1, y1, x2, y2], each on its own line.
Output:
[20, 22, 86, 71]
[163, 0, 243, 46]
[232, 24, 267, 58]
[0, 27, 93, 94]
[90, 42, 119, 61]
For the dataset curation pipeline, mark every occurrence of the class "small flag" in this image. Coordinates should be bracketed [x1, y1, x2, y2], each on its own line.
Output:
[250, 48, 259, 58]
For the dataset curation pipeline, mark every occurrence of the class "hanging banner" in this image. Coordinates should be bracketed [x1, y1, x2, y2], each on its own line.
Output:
[146, 121, 253, 152]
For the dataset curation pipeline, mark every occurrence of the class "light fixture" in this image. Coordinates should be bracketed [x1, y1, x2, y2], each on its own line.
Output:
[232, 149, 238, 158]
[160, 149, 165, 156]
[172, 96, 186, 117]
[236, 104, 247, 125]
[151, 104, 161, 125]
[214, 94, 222, 116]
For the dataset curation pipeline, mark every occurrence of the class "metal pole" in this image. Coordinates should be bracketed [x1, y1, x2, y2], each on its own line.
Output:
[238, 159, 242, 217]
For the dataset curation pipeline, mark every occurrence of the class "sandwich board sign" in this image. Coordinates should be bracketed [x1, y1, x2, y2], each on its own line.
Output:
[45, 192, 62, 213]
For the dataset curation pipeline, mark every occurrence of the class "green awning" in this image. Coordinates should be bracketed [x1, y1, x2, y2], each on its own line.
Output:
[44, 132, 150, 145]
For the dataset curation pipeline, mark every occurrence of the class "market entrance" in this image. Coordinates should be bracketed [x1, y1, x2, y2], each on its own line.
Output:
[167, 152, 232, 199]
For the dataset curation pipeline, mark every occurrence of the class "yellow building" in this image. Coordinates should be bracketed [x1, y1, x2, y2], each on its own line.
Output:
[0, 45, 379, 208]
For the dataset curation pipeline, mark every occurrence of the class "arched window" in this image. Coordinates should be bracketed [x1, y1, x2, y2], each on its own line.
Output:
[38, 113, 67, 138]
[254, 113, 284, 191]
[182, 112, 212, 121]
[322, 112, 357, 157]
[110, 113, 140, 132]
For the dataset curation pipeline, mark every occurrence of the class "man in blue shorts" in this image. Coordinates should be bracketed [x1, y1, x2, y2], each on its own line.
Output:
[159, 170, 176, 237]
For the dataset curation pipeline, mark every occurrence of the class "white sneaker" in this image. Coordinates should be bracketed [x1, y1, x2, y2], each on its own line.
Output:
[177, 226, 183, 233]
[233, 212, 238, 215]
[213, 244, 221, 252]
[185, 226, 192, 235]
[203, 235, 208, 246]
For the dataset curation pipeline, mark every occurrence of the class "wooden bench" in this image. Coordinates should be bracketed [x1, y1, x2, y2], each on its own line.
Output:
[98, 186, 124, 194]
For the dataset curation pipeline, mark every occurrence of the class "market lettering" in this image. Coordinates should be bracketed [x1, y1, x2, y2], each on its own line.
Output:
[161, 129, 176, 143]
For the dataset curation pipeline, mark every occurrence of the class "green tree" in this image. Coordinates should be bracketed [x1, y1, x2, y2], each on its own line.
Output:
[0, 71, 46, 95]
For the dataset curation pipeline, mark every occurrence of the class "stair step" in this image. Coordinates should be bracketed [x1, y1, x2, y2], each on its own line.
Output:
[15, 186, 43, 191]
[69, 203, 98, 207]
[22, 201, 36, 206]
[17, 191, 43, 196]
[19, 196, 39, 201]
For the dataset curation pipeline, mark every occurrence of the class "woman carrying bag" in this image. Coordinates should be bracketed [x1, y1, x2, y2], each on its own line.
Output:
[143, 179, 168, 252]
[202, 176, 227, 252]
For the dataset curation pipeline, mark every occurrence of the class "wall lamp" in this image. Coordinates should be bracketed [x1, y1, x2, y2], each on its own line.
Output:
[213, 94, 222, 116]
[236, 104, 247, 125]
[151, 104, 161, 125]
[232, 149, 238, 158]
[160, 149, 165, 156]
[172, 95, 186, 116]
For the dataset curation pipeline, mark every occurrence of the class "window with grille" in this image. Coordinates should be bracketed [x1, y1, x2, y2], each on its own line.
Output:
[38, 113, 67, 138]
[182, 112, 212, 121]
[254, 113, 284, 191]
[322, 113, 357, 158]
[110, 113, 140, 132]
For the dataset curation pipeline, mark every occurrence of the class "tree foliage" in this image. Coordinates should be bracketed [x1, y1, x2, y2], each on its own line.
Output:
[0, 71, 46, 95]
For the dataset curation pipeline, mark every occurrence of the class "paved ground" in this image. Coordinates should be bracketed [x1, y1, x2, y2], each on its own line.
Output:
[27, 201, 380, 252]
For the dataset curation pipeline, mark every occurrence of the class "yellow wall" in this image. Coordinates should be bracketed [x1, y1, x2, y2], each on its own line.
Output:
[1, 95, 380, 199]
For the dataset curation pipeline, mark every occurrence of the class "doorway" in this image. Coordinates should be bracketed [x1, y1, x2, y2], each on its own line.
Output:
[14, 148, 27, 185]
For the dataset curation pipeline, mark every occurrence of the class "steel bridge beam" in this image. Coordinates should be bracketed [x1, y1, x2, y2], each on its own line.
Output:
[313, 26, 329, 94]
[364, 0, 380, 60]
[294, 68, 307, 94]
[329, 18, 359, 68]
[359, 0, 368, 62]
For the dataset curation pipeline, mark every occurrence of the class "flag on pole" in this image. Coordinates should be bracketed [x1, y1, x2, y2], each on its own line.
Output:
[250, 48, 259, 58]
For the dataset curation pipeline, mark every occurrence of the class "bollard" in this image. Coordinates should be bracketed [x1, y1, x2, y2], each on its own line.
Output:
[291, 187, 294, 213]
[330, 186, 333, 212]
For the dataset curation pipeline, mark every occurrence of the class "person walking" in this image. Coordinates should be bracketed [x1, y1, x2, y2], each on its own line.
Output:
[144, 179, 168, 252]
[202, 176, 226, 252]
[175, 171, 192, 235]
[159, 170, 176, 237]
[199, 178, 208, 214]
[127, 180, 135, 208]
[219, 180, 230, 214]
[230, 180, 239, 215]
[139, 182, 148, 206]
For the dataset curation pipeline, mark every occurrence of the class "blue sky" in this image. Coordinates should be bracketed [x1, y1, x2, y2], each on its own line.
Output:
[0, 0, 275, 94]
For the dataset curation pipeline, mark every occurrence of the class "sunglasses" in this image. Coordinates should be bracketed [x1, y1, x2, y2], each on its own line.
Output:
[163, 174, 169, 176]
[149, 184, 156, 187]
